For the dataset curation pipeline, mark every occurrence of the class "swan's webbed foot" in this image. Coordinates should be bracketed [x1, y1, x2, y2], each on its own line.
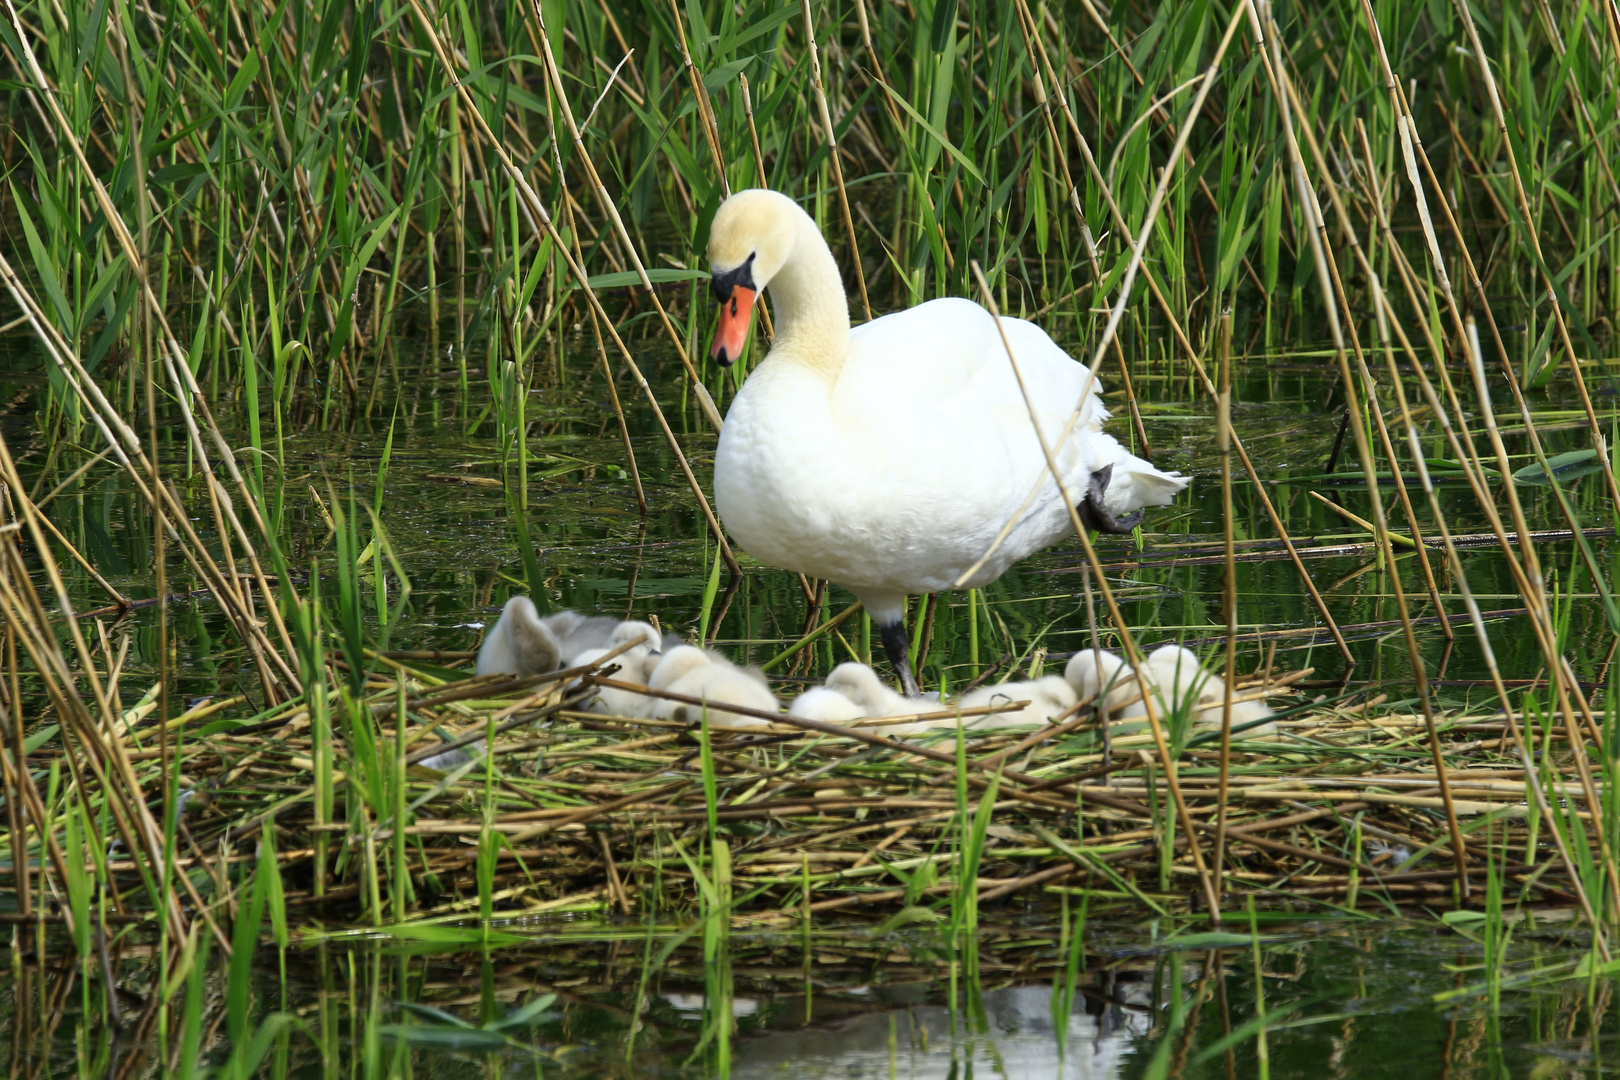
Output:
[1076, 464, 1145, 535]
[878, 620, 923, 698]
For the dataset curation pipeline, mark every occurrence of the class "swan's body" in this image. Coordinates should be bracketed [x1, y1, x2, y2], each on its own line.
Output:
[956, 675, 1078, 729]
[706, 190, 1186, 693]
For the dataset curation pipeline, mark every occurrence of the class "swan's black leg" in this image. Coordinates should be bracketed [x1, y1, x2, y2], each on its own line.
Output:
[878, 619, 922, 698]
[1076, 464, 1145, 535]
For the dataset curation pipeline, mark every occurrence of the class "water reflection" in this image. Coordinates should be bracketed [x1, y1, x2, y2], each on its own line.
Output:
[734, 983, 1151, 1079]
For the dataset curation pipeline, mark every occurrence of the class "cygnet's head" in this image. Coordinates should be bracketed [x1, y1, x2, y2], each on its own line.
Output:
[1066, 649, 1131, 702]
[1145, 645, 1212, 705]
[648, 645, 714, 692]
[707, 190, 816, 366]
[610, 620, 661, 652]
[824, 662, 901, 714]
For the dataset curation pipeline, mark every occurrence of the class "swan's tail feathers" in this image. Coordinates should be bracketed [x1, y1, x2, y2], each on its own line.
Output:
[1077, 458, 1189, 534]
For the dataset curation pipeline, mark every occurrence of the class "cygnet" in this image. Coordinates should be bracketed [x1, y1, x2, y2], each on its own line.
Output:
[956, 674, 1077, 729]
[788, 686, 865, 723]
[576, 620, 683, 717]
[550, 612, 622, 662]
[1064, 648, 1142, 715]
[649, 646, 780, 728]
[476, 597, 560, 677]
[824, 662, 938, 733]
[1137, 645, 1276, 736]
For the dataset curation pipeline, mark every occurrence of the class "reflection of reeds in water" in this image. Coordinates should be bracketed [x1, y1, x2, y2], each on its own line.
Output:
[1, 0, 1619, 1064]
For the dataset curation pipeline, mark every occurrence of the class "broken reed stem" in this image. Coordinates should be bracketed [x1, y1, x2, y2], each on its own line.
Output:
[1214, 315, 1236, 908]
[800, 0, 871, 323]
[403, 0, 740, 578]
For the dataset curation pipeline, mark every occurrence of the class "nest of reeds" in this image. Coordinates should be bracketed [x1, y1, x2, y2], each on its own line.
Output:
[76, 644, 1581, 934]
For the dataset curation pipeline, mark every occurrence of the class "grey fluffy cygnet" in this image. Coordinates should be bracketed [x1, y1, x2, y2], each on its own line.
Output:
[475, 597, 561, 677]
[476, 602, 666, 681]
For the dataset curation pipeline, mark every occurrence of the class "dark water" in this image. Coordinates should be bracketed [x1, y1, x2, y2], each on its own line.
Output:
[3, 319, 1617, 1076]
[3, 913, 1615, 1077]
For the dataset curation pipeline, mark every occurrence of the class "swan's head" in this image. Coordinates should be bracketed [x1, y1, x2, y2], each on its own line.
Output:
[707, 190, 801, 365]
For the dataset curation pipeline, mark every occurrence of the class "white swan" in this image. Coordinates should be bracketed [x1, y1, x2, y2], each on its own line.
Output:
[706, 190, 1187, 694]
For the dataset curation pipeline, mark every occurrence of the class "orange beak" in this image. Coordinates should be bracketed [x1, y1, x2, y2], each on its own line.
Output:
[710, 285, 755, 366]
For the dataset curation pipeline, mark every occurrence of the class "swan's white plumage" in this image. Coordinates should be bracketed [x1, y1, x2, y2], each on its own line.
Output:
[709, 190, 1186, 624]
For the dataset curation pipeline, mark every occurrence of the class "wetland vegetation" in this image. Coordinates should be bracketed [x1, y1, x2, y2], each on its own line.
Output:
[0, 0, 1619, 1071]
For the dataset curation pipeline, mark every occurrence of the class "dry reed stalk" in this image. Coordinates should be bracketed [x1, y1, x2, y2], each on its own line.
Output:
[1213, 316, 1236, 908]
[666, 0, 729, 194]
[1014, 0, 1352, 665]
[976, 240, 1224, 913]
[529, 0, 724, 433]
[1250, 0, 1470, 895]
[1447, 0, 1620, 513]
[800, 0, 871, 322]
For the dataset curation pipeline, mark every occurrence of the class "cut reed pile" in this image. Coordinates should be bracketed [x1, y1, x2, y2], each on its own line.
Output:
[16, 639, 1592, 941]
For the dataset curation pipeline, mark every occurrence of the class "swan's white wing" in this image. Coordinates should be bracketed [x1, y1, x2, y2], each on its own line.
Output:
[840, 299, 1183, 561]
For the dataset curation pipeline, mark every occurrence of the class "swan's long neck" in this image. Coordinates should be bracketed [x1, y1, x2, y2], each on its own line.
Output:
[765, 212, 850, 379]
